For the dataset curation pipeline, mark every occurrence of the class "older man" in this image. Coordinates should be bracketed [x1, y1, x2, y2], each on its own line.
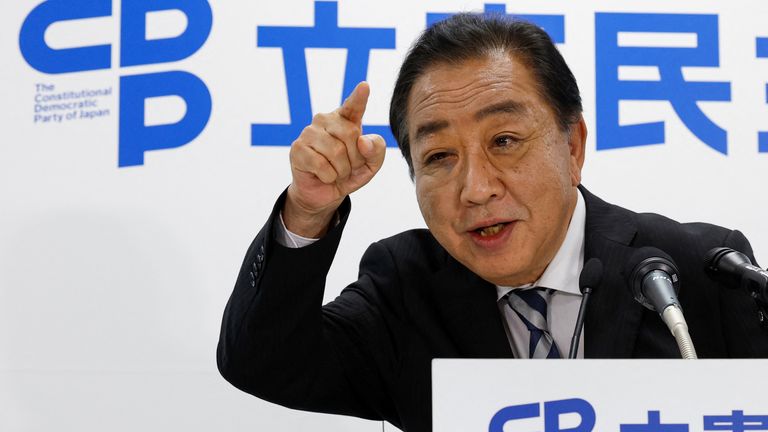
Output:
[217, 14, 767, 432]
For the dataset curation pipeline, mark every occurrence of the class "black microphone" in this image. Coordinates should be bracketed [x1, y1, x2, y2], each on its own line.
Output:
[625, 247, 681, 312]
[624, 247, 697, 359]
[704, 247, 768, 306]
[568, 258, 603, 358]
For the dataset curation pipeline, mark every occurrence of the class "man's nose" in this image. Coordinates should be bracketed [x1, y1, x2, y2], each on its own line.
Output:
[459, 151, 504, 206]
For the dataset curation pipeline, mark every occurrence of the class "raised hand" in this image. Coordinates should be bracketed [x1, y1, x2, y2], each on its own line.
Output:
[283, 82, 387, 238]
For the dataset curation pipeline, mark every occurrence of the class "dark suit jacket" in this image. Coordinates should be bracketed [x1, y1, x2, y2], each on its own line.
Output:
[217, 186, 768, 432]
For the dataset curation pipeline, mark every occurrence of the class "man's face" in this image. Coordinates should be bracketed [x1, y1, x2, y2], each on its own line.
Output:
[407, 52, 586, 286]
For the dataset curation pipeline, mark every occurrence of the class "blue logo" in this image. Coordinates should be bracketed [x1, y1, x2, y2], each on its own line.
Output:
[21, 3, 767, 164]
[595, 13, 731, 155]
[19, 0, 213, 167]
[757, 36, 768, 153]
[489, 398, 597, 432]
[252, 1, 396, 147]
[490, 402, 768, 432]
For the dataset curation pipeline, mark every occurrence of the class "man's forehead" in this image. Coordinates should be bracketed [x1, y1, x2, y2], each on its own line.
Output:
[405, 57, 541, 134]
[406, 54, 538, 114]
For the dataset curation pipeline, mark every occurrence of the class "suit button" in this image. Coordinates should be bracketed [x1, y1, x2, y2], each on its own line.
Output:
[249, 271, 255, 280]
[257, 253, 264, 263]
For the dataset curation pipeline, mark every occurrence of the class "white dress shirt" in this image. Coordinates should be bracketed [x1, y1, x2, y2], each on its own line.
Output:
[496, 191, 586, 358]
[275, 189, 587, 358]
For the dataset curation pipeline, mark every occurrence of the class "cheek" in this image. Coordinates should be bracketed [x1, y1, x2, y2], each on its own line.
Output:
[416, 180, 457, 231]
[537, 141, 574, 189]
[415, 182, 435, 224]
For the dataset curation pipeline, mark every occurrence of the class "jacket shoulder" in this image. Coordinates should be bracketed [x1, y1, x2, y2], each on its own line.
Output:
[370, 228, 449, 272]
[634, 212, 732, 249]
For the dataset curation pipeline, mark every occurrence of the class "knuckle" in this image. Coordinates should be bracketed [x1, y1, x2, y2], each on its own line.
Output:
[307, 151, 323, 168]
[332, 142, 347, 159]
[296, 125, 316, 143]
[319, 165, 337, 183]
[312, 112, 329, 125]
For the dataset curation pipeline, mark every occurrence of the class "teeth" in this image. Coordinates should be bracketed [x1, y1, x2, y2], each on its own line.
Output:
[479, 223, 504, 237]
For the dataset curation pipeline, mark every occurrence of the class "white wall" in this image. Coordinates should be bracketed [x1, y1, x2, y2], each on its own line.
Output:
[2, 1, 767, 430]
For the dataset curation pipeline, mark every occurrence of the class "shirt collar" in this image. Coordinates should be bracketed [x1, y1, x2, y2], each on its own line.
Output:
[496, 190, 586, 300]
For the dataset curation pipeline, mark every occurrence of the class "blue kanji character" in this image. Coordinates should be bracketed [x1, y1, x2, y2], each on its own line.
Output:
[621, 411, 689, 432]
[596, 13, 731, 154]
[252, 1, 396, 146]
[426, 3, 564, 43]
[704, 410, 768, 432]
[757, 37, 768, 153]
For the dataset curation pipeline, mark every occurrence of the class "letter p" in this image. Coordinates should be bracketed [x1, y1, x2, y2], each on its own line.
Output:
[121, 0, 213, 67]
[544, 398, 596, 432]
[119, 71, 212, 167]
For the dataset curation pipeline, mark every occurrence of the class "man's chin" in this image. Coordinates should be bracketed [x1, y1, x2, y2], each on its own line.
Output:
[465, 260, 541, 287]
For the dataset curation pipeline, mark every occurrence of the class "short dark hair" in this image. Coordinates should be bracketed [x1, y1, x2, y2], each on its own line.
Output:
[389, 13, 583, 177]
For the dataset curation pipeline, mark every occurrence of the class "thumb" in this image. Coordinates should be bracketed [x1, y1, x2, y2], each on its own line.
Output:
[357, 134, 386, 172]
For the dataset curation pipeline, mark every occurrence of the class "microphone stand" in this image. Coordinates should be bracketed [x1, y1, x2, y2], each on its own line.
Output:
[568, 287, 591, 359]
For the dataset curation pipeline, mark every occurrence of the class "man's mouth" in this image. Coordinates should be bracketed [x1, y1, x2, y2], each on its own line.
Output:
[475, 222, 509, 237]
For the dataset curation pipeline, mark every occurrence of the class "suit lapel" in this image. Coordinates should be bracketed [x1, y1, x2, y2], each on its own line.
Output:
[580, 186, 645, 358]
[431, 255, 514, 358]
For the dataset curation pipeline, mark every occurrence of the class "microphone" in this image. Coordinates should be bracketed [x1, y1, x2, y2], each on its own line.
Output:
[568, 258, 603, 358]
[624, 247, 697, 359]
[704, 247, 768, 305]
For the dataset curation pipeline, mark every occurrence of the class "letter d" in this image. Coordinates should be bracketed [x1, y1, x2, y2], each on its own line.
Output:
[119, 71, 212, 167]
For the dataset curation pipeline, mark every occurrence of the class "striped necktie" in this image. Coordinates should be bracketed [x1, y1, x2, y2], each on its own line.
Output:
[506, 288, 561, 359]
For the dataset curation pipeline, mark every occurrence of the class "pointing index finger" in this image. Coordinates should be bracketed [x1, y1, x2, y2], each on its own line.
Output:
[337, 81, 370, 125]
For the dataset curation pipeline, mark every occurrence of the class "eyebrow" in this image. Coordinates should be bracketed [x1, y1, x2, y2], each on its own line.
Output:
[412, 100, 527, 144]
[474, 100, 526, 121]
[414, 120, 450, 143]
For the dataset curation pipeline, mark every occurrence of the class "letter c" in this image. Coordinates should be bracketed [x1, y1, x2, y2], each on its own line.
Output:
[19, 0, 112, 74]
[489, 402, 540, 432]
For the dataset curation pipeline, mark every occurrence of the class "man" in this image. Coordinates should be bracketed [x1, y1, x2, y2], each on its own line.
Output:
[217, 14, 768, 432]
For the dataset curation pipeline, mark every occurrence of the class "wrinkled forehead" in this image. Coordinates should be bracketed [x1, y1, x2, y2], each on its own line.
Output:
[405, 54, 548, 133]
[406, 52, 543, 114]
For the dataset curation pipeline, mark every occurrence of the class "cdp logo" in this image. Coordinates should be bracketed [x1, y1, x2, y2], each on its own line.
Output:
[489, 398, 596, 432]
[19, 0, 213, 167]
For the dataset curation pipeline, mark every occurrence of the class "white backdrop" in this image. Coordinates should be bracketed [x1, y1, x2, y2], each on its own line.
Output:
[2, 1, 767, 431]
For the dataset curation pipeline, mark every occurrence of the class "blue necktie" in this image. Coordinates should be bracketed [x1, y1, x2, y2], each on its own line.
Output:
[506, 288, 561, 359]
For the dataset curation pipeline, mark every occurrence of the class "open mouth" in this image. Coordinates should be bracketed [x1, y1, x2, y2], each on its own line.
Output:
[475, 222, 509, 237]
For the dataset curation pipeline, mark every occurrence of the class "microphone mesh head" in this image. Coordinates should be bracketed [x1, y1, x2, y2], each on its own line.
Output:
[704, 247, 731, 269]
[579, 258, 604, 291]
[624, 247, 680, 310]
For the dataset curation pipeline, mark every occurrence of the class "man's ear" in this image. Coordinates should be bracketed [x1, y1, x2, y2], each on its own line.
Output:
[568, 115, 587, 187]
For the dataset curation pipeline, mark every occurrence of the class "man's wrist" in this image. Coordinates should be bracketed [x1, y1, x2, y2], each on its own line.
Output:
[282, 196, 339, 238]
[275, 212, 319, 248]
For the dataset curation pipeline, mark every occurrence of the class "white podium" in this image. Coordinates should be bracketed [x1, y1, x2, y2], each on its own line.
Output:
[432, 359, 766, 432]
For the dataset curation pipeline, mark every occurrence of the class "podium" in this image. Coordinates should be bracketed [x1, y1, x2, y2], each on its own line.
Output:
[432, 359, 766, 432]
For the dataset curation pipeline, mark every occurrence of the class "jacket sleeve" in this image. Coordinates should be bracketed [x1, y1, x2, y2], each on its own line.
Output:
[216, 189, 400, 422]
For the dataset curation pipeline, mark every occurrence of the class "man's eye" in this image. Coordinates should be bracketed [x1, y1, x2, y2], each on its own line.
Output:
[494, 135, 519, 147]
[426, 152, 449, 164]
